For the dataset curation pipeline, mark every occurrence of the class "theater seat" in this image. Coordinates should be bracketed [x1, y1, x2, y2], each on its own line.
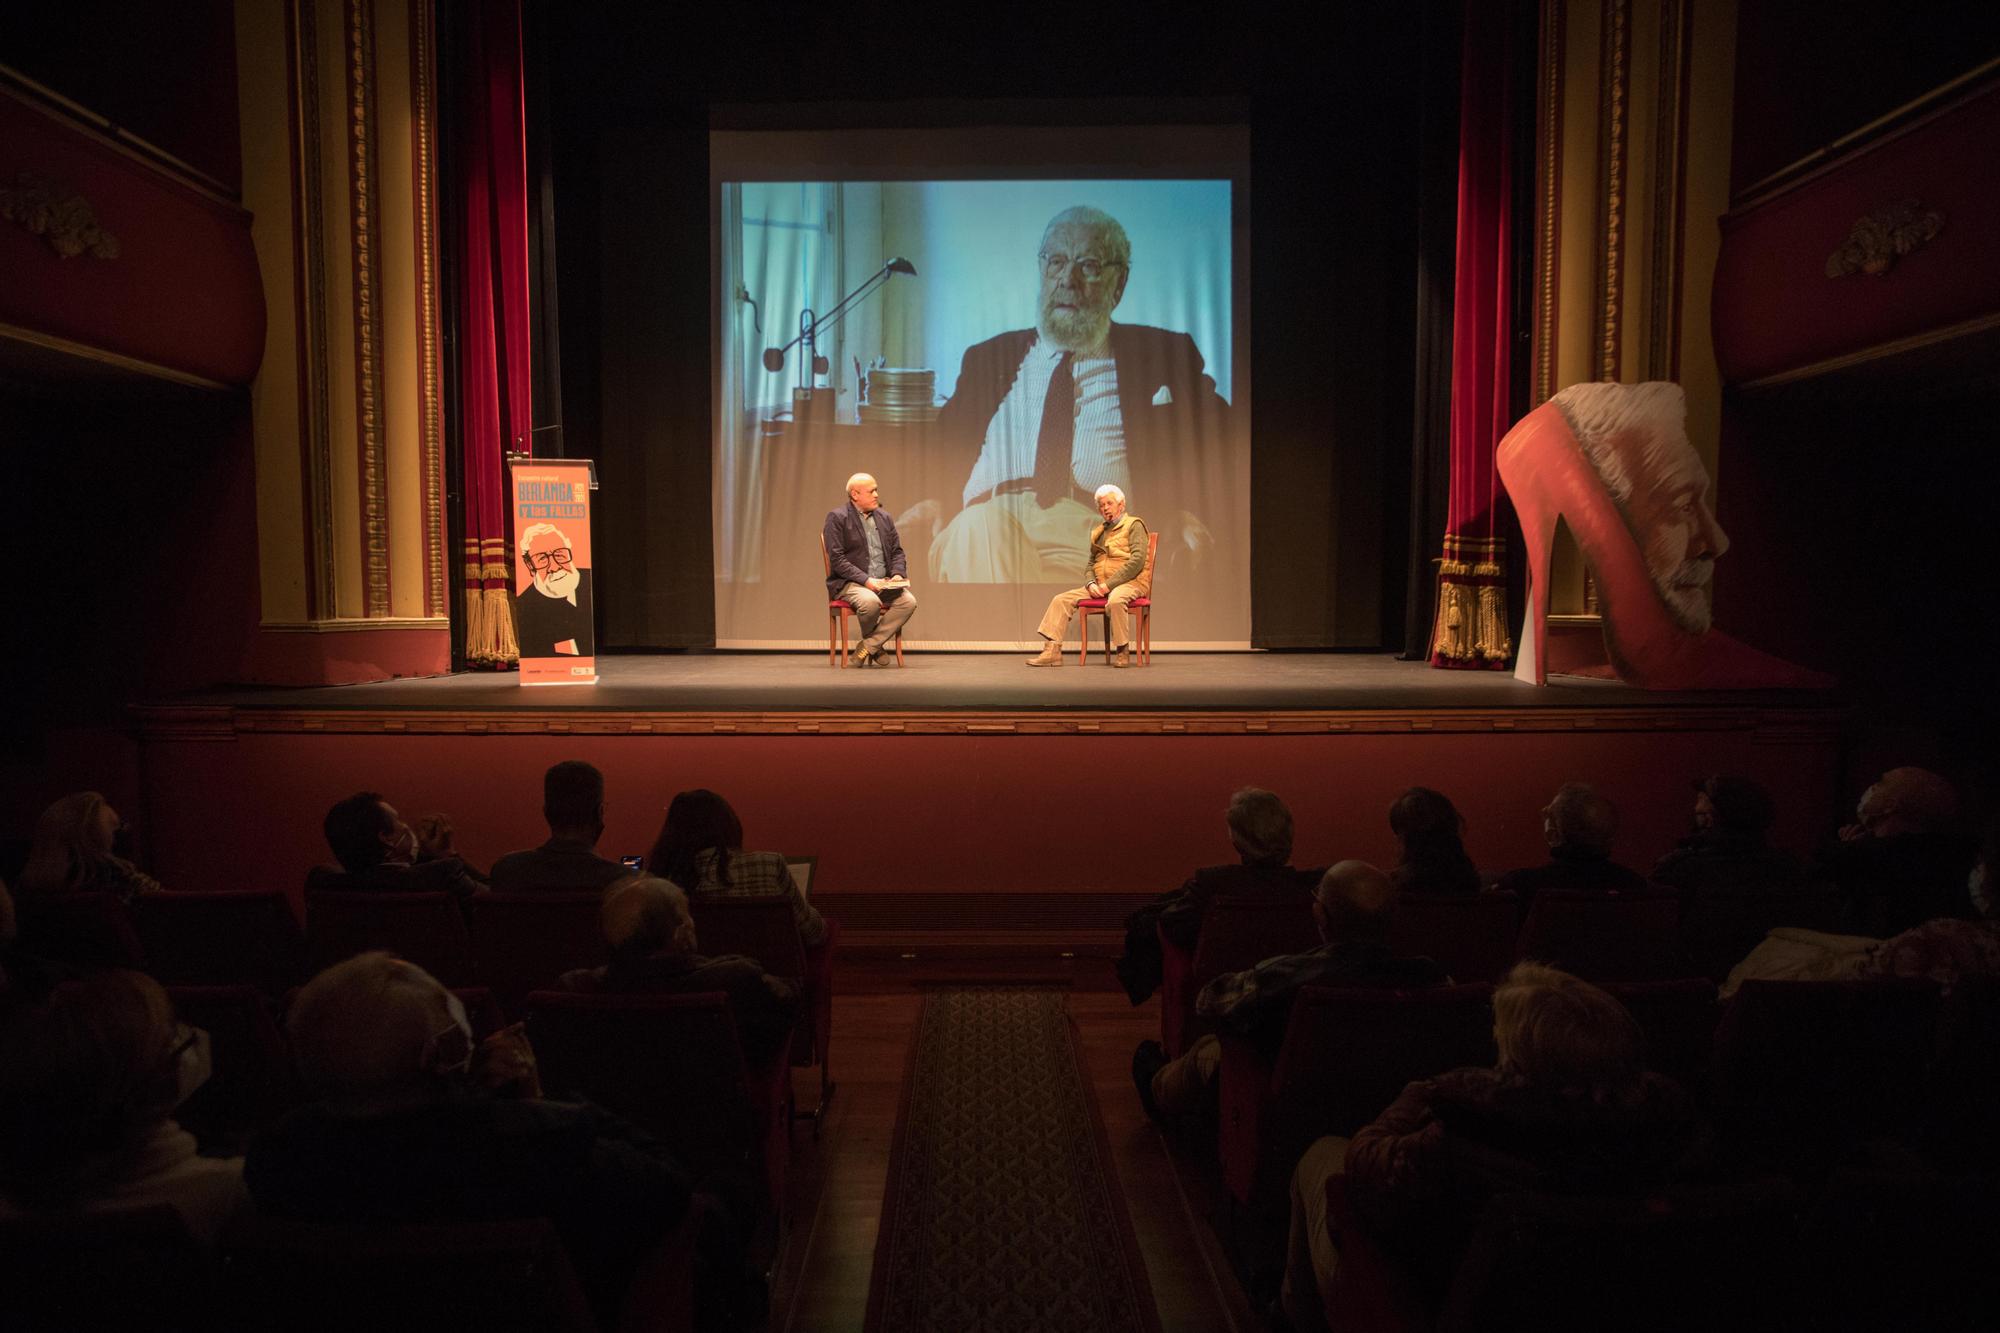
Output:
[1676, 887, 1843, 983]
[218, 1216, 602, 1333]
[1220, 983, 1496, 1209]
[464, 893, 607, 1020]
[1514, 890, 1683, 982]
[166, 983, 294, 1154]
[1387, 892, 1520, 984]
[1710, 977, 1942, 1172]
[304, 890, 473, 986]
[12, 890, 145, 970]
[1159, 895, 1320, 1057]
[1598, 978, 1719, 1101]
[134, 890, 306, 995]
[688, 896, 839, 1132]
[0, 1204, 216, 1333]
[526, 989, 790, 1247]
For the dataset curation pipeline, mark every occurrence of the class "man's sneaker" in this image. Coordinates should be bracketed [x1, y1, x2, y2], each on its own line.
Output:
[1131, 1039, 1170, 1123]
[846, 646, 874, 668]
[1026, 640, 1063, 667]
[1111, 645, 1131, 668]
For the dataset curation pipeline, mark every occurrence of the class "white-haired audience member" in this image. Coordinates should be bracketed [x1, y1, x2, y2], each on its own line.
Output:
[1495, 782, 1649, 919]
[245, 951, 696, 1325]
[1816, 766, 1976, 936]
[0, 969, 246, 1243]
[1026, 482, 1152, 668]
[557, 874, 802, 1065]
[1280, 962, 1695, 1333]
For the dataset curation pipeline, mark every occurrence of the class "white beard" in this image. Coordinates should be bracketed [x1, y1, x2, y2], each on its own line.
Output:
[1039, 301, 1111, 354]
[532, 568, 579, 605]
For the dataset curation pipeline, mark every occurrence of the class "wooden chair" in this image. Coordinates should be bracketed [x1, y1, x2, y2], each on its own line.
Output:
[1387, 892, 1521, 984]
[688, 895, 839, 1132]
[134, 889, 306, 995]
[464, 892, 609, 1020]
[304, 890, 474, 986]
[1158, 894, 1321, 1057]
[1077, 530, 1159, 664]
[821, 532, 905, 667]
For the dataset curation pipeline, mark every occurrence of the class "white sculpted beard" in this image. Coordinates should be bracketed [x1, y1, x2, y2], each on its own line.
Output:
[1039, 297, 1111, 354]
[1647, 531, 1713, 634]
[532, 566, 579, 605]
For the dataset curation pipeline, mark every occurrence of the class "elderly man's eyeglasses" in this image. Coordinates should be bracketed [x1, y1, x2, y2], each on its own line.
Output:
[1039, 252, 1122, 282]
[523, 547, 575, 572]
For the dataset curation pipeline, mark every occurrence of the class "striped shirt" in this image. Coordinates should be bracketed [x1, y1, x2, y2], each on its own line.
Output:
[688, 847, 828, 947]
[961, 337, 1129, 505]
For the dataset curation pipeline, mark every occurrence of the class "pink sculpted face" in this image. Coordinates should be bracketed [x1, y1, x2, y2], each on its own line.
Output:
[1614, 433, 1728, 634]
[1557, 383, 1730, 636]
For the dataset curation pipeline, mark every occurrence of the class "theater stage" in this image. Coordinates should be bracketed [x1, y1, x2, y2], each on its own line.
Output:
[133, 652, 1843, 968]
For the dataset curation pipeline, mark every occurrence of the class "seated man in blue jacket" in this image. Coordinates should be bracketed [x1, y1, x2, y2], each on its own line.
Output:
[823, 472, 917, 667]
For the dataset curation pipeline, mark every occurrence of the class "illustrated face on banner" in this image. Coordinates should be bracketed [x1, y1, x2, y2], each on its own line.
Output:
[521, 523, 580, 604]
[1559, 382, 1729, 635]
[1037, 210, 1131, 353]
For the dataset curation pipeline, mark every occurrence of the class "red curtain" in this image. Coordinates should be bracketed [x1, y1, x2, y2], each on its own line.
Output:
[1429, 0, 1519, 669]
[455, 0, 531, 666]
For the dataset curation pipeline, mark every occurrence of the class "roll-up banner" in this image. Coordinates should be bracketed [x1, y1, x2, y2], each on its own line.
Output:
[510, 458, 598, 686]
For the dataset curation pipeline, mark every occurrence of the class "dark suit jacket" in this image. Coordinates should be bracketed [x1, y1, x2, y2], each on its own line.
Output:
[932, 322, 1230, 518]
[513, 569, 594, 658]
[823, 502, 908, 599]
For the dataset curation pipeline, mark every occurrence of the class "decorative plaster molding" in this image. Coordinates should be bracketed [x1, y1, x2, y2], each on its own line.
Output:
[261, 617, 450, 632]
[1593, 0, 1630, 382]
[1825, 200, 1943, 278]
[346, 0, 391, 617]
[290, 0, 338, 620]
[0, 171, 118, 258]
[1532, 0, 1566, 406]
[410, 0, 446, 619]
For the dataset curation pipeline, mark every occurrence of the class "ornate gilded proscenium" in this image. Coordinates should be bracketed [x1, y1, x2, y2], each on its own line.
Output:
[1826, 199, 1942, 277]
[0, 171, 120, 258]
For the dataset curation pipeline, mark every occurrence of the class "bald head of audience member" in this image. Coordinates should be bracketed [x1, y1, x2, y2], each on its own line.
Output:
[1852, 766, 1960, 840]
[287, 952, 471, 1098]
[1226, 788, 1295, 867]
[1313, 859, 1397, 945]
[1544, 782, 1619, 856]
[601, 874, 698, 958]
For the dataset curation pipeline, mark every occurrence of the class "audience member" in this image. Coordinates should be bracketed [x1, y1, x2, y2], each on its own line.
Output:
[306, 792, 489, 903]
[1281, 962, 1696, 1332]
[1815, 766, 1975, 937]
[1495, 782, 1649, 918]
[15, 791, 161, 905]
[1650, 773, 1805, 898]
[247, 951, 699, 1325]
[1115, 787, 1319, 1005]
[1132, 861, 1449, 1120]
[0, 969, 247, 1244]
[1388, 787, 1482, 896]
[557, 875, 802, 1066]
[648, 789, 825, 947]
[490, 761, 631, 894]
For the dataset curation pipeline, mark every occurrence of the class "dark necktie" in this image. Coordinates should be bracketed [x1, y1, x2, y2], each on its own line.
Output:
[1030, 351, 1075, 508]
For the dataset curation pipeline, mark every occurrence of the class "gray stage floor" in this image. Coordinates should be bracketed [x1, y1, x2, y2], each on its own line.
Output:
[175, 652, 1834, 713]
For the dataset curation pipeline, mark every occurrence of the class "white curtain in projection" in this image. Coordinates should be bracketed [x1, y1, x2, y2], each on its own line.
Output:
[712, 158, 1248, 648]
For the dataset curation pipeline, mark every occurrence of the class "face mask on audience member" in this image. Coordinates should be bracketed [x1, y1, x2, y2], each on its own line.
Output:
[172, 1023, 212, 1107]
[427, 991, 475, 1076]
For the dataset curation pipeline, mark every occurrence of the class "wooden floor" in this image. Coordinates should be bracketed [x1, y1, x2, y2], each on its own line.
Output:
[770, 985, 1258, 1333]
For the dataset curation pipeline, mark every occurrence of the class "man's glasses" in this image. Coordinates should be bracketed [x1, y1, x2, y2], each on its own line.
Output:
[523, 547, 575, 572]
[1039, 252, 1123, 282]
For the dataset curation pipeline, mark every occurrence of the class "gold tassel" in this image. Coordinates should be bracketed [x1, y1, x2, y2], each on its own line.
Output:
[1429, 567, 1474, 662]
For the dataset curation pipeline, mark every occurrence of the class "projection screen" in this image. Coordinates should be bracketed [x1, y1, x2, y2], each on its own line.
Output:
[712, 126, 1249, 648]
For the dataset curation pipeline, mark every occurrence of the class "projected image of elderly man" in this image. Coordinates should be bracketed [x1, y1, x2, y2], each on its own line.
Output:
[927, 205, 1229, 584]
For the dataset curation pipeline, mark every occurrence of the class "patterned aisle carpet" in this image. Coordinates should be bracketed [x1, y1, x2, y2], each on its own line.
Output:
[863, 987, 1163, 1333]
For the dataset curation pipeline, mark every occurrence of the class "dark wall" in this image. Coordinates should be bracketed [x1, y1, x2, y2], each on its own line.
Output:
[539, 2, 1429, 649]
[1, 0, 243, 192]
